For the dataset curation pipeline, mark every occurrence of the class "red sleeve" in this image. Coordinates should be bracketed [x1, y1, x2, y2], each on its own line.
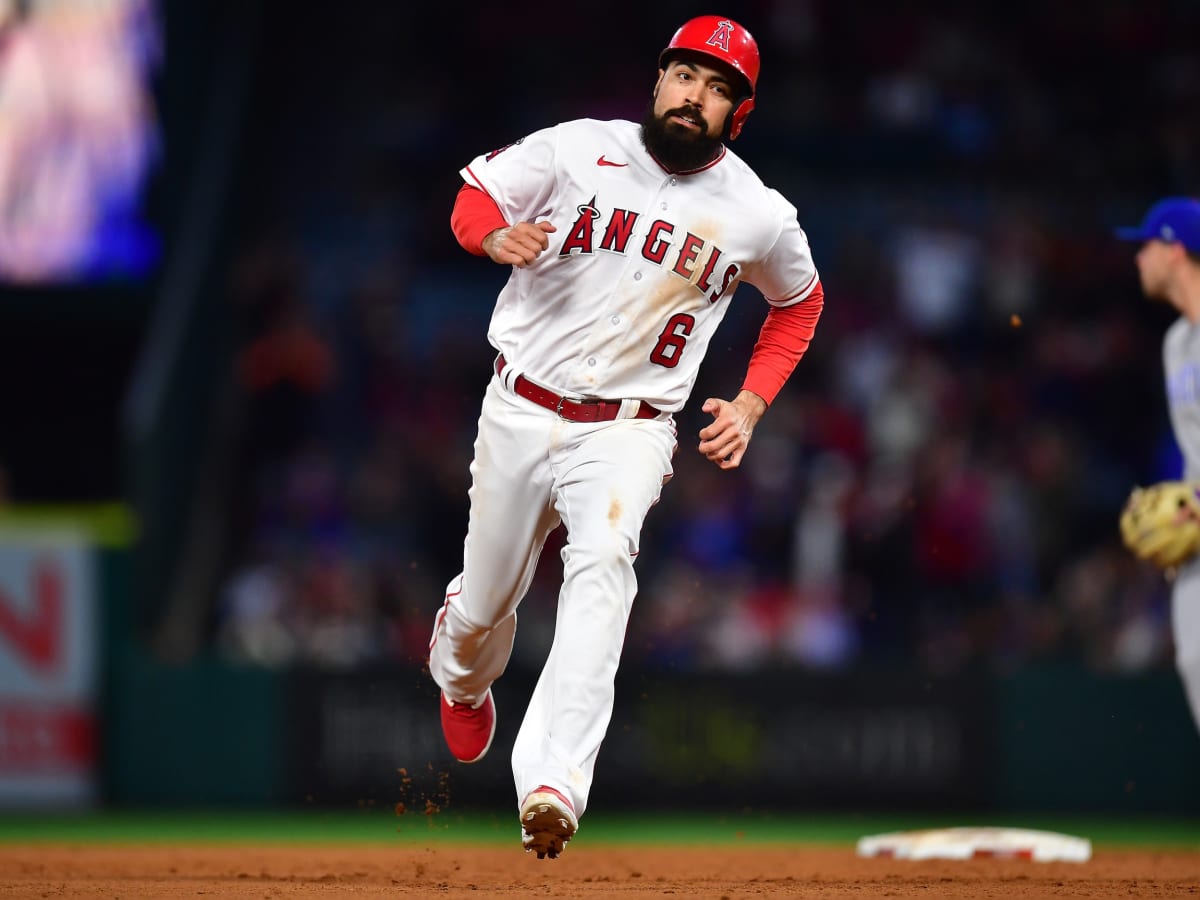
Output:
[740, 282, 824, 406]
[450, 183, 508, 256]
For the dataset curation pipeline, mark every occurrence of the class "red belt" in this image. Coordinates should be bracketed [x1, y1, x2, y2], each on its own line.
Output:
[495, 355, 659, 422]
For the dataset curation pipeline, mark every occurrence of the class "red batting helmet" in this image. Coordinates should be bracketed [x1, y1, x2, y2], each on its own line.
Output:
[659, 15, 759, 139]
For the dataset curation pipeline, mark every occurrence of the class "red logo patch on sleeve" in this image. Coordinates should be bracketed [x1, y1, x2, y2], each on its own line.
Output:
[485, 138, 524, 161]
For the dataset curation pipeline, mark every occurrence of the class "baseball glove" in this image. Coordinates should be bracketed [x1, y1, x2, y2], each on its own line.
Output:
[1119, 480, 1200, 570]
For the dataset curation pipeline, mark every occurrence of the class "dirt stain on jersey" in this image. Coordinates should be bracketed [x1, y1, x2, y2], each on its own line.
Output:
[688, 221, 721, 276]
[620, 278, 705, 361]
[649, 276, 689, 310]
[597, 232, 733, 370]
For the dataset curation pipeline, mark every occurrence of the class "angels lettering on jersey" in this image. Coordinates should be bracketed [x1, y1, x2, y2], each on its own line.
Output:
[480, 136, 741, 307]
[558, 195, 739, 306]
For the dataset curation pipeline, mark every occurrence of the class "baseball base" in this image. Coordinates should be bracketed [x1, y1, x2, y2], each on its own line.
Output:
[856, 826, 1092, 863]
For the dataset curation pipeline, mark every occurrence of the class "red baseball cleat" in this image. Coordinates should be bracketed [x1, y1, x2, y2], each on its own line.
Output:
[520, 785, 578, 859]
[439, 690, 496, 764]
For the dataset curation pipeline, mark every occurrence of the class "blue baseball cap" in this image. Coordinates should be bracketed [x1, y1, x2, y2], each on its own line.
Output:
[1115, 196, 1200, 252]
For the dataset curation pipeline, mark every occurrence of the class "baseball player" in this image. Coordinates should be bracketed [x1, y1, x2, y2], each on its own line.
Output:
[426, 15, 824, 857]
[1116, 196, 1200, 736]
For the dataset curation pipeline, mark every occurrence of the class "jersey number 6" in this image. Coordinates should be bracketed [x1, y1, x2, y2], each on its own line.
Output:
[649, 313, 695, 368]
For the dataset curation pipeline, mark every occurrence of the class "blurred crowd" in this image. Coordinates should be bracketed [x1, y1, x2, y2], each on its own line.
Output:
[203, 1, 1199, 676]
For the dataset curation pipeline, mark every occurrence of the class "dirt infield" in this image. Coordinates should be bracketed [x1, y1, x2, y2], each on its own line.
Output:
[0, 844, 1197, 898]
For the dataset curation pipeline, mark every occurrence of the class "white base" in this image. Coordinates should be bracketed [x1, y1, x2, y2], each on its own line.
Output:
[856, 827, 1092, 863]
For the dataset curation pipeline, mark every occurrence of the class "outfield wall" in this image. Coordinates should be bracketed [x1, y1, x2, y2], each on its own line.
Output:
[2, 535, 1196, 814]
[105, 639, 1200, 815]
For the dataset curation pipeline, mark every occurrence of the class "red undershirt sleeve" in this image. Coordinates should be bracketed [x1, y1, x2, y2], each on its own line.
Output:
[451, 183, 508, 256]
[740, 282, 824, 407]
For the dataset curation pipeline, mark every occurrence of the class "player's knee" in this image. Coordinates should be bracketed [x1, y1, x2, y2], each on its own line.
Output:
[565, 536, 636, 575]
[445, 598, 514, 633]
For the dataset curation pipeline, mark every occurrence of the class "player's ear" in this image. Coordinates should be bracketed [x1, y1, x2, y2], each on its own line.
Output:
[652, 70, 665, 98]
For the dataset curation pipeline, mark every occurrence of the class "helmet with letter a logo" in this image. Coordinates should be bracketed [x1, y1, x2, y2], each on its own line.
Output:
[659, 15, 760, 140]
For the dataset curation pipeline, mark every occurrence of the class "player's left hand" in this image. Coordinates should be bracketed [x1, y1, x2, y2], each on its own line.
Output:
[698, 390, 767, 470]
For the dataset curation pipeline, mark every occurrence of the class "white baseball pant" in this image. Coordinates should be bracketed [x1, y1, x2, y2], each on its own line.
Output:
[428, 370, 676, 816]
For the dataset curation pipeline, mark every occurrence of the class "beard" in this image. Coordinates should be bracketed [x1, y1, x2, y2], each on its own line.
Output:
[639, 100, 724, 172]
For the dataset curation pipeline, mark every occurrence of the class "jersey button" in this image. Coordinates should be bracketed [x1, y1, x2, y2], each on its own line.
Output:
[611, 315, 621, 325]
[660, 202, 668, 210]
[670, 177, 677, 186]
[633, 272, 643, 281]
[587, 357, 597, 367]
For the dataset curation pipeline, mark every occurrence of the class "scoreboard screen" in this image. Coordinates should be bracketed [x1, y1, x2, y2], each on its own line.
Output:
[0, 0, 161, 285]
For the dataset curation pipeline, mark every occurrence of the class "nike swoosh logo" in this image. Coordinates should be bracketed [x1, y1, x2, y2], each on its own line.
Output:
[597, 155, 628, 167]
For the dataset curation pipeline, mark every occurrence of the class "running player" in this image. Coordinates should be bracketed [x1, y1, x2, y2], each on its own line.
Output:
[426, 15, 825, 857]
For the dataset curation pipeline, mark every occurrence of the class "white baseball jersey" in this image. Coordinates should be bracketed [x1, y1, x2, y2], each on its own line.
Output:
[461, 118, 820, 412]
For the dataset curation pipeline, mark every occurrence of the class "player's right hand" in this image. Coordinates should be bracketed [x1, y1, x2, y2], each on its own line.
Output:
[483, 220, 557, 268]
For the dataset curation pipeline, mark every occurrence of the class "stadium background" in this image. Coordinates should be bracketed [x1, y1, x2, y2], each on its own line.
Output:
[1, 0, 1199, 846]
